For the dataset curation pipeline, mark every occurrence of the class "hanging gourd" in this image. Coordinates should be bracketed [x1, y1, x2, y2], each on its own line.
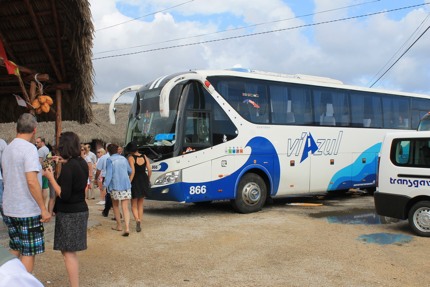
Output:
[33, 74, 54, 114]
[31, 98, 41, 109]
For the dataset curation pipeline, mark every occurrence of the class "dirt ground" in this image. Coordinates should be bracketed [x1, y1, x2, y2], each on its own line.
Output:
[20, 192, 430, 286]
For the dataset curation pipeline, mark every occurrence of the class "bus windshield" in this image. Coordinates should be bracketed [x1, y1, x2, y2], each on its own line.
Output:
[125, 85, 182, 160]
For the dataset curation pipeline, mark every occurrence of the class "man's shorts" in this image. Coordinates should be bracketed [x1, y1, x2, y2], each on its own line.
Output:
[2, 215, 45, 256]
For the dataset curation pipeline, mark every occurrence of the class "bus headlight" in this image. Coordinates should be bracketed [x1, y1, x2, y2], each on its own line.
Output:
[154, 170, 182, 185]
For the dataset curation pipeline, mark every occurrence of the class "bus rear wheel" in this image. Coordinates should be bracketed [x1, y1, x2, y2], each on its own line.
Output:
[408, 201, 430, 237]
[231, 173, 267, 214]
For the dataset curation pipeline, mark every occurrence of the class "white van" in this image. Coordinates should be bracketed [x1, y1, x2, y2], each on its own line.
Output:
[375, 131, 430, 237]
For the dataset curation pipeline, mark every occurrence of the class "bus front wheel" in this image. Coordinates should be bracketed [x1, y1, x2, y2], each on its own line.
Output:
[231, 173, 267, 214]
[408, 201, 430, 237]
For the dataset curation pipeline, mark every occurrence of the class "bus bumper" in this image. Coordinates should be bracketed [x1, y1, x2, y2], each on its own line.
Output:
[146, 181, 234, 203]
[374, 191, 410, 220]
[146, 183, 187, 202]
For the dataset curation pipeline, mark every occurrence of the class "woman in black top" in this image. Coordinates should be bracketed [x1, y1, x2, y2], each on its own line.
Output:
[126, 142, 152, 232]
[43, 132, 88, 287]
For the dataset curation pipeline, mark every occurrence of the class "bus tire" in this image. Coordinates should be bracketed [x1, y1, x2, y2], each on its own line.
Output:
[408, 201, 430, 237]
[231, 173, 267, 214]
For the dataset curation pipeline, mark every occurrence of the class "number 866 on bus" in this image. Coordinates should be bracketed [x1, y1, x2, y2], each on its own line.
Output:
[189, 185, 207, 195]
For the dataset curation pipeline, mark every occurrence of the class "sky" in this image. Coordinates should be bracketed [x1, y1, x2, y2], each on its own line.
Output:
[90, 0, 430, 103]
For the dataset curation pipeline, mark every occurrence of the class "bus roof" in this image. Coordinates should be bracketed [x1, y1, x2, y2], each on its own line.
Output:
[193, 68, 429, 100]
[142, 68, 429, 100]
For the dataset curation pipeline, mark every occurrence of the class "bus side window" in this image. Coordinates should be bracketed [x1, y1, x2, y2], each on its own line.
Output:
[320, 103, 336, 126]
[269, 85, 294, 124]
[286, 100, 295, 123]
[363, 118, 372, 127]
[418, 114, 430, 131]
[237, 101, 251, 120]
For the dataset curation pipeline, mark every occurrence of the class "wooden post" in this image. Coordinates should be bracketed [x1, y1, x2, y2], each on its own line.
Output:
[55, 89, 62, 148]
[29, 81, 36, 102]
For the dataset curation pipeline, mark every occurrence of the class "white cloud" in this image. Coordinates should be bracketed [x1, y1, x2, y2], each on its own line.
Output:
[90, 0, 430, 102]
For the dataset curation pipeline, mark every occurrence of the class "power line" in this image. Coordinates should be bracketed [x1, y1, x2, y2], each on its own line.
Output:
[96, 0, 196, 31]
[369, 23, 430, 87]
[368, 14, 430, 87]
[93, 3, 429, 61]
[94, 0, 381, 55]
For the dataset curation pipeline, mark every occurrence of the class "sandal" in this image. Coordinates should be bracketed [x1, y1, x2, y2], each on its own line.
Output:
[136, 222, 141, 233]
[111, 227, 122, 232]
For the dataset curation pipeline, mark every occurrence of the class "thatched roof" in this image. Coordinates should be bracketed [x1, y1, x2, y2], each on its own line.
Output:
[0, 0, 94, 123]
[0, 103, 131, 145]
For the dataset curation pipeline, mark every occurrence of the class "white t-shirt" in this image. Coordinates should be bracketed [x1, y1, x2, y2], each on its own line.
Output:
[84, 154, 93, 179]
[88, 151, 97, 165]
[0, 258, 44, 286]
[37, 145, 49, 161]
[0, 138, 7, 181]
[2, 138, 42, 217]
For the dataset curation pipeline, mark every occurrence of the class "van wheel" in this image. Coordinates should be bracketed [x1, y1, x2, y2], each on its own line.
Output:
[231, 173, 267, 214]
[408, 201, 430, 237]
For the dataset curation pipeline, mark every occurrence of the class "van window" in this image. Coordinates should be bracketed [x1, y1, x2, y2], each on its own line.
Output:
[391, 138, 430, 167]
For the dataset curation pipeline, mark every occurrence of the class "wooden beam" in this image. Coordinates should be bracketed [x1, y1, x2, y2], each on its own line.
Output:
[55, 89, 62, 150]
[0, 31, 17, 62]
[0, 74, 18, 82]
[24, 73, 50, 83]
[0, 83, 71, 94]
[50, 83, 71, 91]
[0, 58, 37, 75]
[6, 37, 56, 47]
[0, 86, 22, 94]
[50, 0, 66, 80]
[29, 81, 37, 102]
[23, 0, 63, 82]
[0, 10, 52, 22]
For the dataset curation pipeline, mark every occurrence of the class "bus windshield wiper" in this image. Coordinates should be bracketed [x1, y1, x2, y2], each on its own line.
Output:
[147, 147, 162, 160]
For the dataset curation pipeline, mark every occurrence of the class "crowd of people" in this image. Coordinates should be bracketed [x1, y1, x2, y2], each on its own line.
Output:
[0, 113, 152, 286]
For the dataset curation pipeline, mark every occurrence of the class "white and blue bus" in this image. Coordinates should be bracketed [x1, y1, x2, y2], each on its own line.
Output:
[111, 68, 430, 213]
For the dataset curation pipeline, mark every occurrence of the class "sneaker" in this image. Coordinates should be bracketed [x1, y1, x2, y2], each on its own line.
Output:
[96, 201, 105, 205]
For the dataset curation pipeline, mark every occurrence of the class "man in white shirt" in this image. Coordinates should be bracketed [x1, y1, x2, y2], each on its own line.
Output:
[95, 143, 111, 216]
[1, 113, 51, 273]
[36, 137, 50, 208]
